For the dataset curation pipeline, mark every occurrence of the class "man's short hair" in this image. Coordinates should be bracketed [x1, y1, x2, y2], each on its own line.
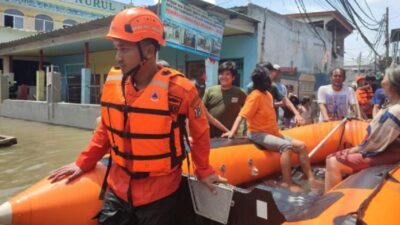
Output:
[141, 38, 161, 52]
[330, 68, 346, 80]
[218, 61, 238, 77]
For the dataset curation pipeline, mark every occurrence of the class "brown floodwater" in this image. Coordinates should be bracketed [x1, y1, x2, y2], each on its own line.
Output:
[0, 116, 93, 204]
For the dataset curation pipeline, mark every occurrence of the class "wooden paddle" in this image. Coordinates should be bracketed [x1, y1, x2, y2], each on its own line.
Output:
[308, 117, 349, 159]
[291, 117, 349, 176]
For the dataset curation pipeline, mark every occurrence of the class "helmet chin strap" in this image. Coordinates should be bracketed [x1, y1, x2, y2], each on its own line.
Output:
[121, 41, 147, 95]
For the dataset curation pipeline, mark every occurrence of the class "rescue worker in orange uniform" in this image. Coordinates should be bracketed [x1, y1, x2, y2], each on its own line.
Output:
[355, 74, 374, 119]
[48, 7, 225, 225]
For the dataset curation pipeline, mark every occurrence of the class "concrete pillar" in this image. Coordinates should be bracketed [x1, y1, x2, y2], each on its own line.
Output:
[46, 66, 61, 103]
[36, 70, 45, 101]
[0, 12, 3, 27]
[3, 56, 12, 74]
[81, 68, 91, 104]
[81, 42, 91, 104]
[0, 74, 9, 102]
[84, 42, 89, 68]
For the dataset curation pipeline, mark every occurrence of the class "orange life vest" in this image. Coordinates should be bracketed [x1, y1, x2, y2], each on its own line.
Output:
[356, 87, 374, 115]
[100, 67, 187, 177]
[356, 87, 374, 105]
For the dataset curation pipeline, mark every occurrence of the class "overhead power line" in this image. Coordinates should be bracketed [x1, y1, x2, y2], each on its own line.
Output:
[294, 0, 327, 51]
[338, 0, 381, 56]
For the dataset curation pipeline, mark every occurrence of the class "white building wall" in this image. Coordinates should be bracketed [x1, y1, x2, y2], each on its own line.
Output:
[248, 4, 333, 74]
[0, 100, 100, 129]
[331, 55, 344, 71]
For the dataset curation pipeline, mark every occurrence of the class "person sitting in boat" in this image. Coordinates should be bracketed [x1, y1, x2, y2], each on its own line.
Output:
[222, 65, 322, 192]
[325, 63, 400, 192]
[246, 63, 305, 126]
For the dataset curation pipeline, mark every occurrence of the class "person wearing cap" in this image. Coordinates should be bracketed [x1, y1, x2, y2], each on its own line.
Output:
[269, 64, 287, 96]
[325, 63, 400, 191]
[267, 62, 304, 125]
[355, 74, 375, 119]
[203, 61, 247, 138]
[48, 7, 225, 225]
[246, 62, 304, 126]
[317, 68, 361, 121]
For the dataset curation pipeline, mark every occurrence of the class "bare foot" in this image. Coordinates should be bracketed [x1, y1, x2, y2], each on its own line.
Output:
[280, 182, 303, 192]
[309, 179, 324, 195]
[309, 179, 324, 189]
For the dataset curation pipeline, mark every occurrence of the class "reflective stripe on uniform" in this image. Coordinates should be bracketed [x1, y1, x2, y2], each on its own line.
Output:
[150, 79, 168, 89]
[106, 75, 123, 81]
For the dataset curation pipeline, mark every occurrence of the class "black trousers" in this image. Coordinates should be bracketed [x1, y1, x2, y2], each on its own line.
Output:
[95, 189, 178, 225]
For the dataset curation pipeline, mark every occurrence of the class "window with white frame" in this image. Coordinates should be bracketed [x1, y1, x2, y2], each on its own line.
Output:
[35, 14, 53, 32]
[4, 9, 24, 29]
[63, 19, 77, 28]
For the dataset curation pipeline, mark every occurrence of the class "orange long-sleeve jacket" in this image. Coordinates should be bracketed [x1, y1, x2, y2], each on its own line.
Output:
[76, 72, 214, 206]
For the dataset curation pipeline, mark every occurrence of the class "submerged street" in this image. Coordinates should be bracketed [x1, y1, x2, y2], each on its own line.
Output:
[0, 117, 93, 203]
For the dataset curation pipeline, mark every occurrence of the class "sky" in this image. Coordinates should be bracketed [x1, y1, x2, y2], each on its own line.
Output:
[116, 0, 400, 66]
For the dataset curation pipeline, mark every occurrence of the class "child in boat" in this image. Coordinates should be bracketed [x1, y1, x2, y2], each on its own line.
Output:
[222, 65, 322, 192]
[325, 63, 400, 192]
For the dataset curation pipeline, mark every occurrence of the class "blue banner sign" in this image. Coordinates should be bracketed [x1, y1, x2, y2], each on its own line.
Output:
[161, 0, 225, 60]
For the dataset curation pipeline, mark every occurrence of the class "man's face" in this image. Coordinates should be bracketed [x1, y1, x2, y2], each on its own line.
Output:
[357, 79, 368, 88]
[270, 70, 279, 82]
[330, 69, 345, 87]
[219, 70, 235, 88]
[113, 39, 141, 74]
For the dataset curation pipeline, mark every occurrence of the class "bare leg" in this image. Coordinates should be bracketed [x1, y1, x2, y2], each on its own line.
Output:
[325, 156, 354, 192]
[280, 149, 302, 192]
[292, 139, 324, 193]
[292, 139, 314, 180]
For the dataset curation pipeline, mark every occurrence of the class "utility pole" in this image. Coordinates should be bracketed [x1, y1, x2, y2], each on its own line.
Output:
[385, 7, 389, 67]
[358, 52, 362, 73]
[157, 0, 161, 16]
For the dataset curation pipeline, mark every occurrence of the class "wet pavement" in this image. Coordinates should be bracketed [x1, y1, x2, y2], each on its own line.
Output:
[0, 117, 93, 203]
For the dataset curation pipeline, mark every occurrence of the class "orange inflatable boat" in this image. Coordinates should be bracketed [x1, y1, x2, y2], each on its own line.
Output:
[283, 164, 400, 225]
[183, 119, 367, 185]
[0, 120, 369, 225]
